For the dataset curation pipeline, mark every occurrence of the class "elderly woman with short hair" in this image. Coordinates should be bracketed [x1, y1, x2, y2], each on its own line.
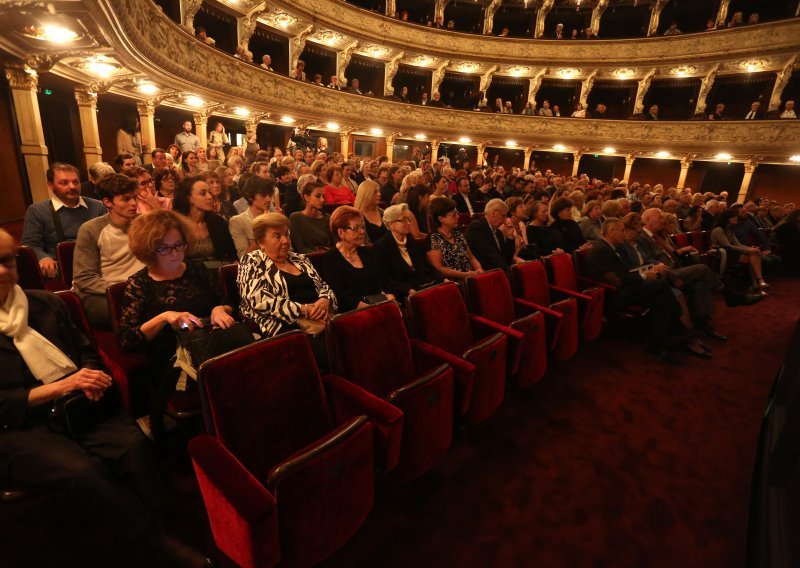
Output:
[238, 212, 336, 338]
[323, 206, 394, 312]
[578, 199, 603, 241]
[374, 204, 441, 304]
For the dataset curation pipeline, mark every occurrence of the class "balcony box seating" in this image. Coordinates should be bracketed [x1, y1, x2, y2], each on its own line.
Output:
[190, 332, 384, 568]
[326, 301, 454, 482]
[406, 282, 507, 424]
[465, 269, 550, 385]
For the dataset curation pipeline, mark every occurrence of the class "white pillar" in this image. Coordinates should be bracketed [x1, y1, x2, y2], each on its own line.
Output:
[736, 160, 758, 204]
[677, 156, 692, 190]
[623, 155, 635, 183]
[535, 0, 554, 38]
[523, 147, 533, 171]
[572, 151, 583, 177]
[74, 88, 103, 171]
[137, 100, 157, 165]
[431, 139, 441, 161]
[647, 0, 668, 36]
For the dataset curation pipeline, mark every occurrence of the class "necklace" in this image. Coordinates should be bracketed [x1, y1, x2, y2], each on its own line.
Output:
[338, 244, 358, 262]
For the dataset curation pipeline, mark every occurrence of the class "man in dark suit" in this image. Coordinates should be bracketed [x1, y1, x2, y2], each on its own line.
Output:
[743, 101, 764, 120]
[144, 147, 167, 173]
[348, 78, 363, 95]
[587, 218, 682, 360]
[465, 199, 515, 272]
[640, 208, 725, 340]
[453, 176, 477, 214]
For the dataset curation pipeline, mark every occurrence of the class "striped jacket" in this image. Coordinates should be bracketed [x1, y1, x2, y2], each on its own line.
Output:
[237, 249, 337, 337]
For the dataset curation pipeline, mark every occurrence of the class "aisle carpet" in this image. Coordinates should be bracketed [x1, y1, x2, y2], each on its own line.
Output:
[320, 279, 800, 568]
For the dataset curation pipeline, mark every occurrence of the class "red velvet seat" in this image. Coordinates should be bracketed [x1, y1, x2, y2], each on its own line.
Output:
[56, 241, 75, 288]
[688, 230, 710, 253]
[326, 301, 454, 481]
[508, 261, 581, 362]
[406, 282, 507, 424]
[16, 246, 46, 290]
[465, 269, 549, 385]
[542, 253, 606, 339]
[671, 232, 690, 249]
[191, 332, 386, 568]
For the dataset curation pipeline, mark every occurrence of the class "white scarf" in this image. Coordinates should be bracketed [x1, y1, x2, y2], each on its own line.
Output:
[0, 285, 78, 383]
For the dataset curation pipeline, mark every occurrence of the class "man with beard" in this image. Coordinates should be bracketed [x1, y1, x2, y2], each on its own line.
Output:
[21, 163, 106, 280]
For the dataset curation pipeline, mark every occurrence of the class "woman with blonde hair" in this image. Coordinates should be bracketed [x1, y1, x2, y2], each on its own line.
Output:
[354, 179, 388, 243]
[394, 172, 421, 205]
[208, 121, 228, 162]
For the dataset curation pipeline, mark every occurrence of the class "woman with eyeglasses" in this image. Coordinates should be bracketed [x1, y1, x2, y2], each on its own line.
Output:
[426, 197, 482, 279]
[323, 206, 395, 312]
[374, 204, 442, 304]
[119, 209, 235, 439]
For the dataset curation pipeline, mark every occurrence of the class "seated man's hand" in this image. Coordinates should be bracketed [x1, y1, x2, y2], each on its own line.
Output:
[39, 257, 59, 279]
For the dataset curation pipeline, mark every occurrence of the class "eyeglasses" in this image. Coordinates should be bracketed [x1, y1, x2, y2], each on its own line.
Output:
[345, 224, 366, 232]
[155, 242, 188, 256]
[444, 210, 459, 217]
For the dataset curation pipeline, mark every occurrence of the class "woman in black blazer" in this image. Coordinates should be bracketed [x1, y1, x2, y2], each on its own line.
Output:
[549, 197, 588, 254]
[172, 175, 237, 263]
[375, 204, 442, 304]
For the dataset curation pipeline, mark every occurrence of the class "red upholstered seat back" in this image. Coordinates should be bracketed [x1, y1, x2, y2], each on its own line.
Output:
[16, 246, 45, 290]
[511, 261, 552, 306]
[547, 253, 578, 291]
[326, 301, 418, 398]
[671, 233, 690, 249]
[407, 282, 473, 356]
[466, 270, 515, 326]
[106, 282, 127, 332]
[56, 241, 76, 288]
[688, 231, 709, 252]
[220, 263, 239, 307]
[55, 290, 96, 347]
[199, 332, 334, 481]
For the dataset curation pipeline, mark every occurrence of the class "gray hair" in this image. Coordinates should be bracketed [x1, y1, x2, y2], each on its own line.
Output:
[484, 198, 508, 216]
[382, 203, 409, 227]
[601, 217, 623, 236]
[88, 162, 115, 183]
[704, 199, 720, 212]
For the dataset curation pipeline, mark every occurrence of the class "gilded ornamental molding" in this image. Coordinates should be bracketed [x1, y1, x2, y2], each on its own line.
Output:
[265, 0, 800, 69]
[86, 0, 799, 161]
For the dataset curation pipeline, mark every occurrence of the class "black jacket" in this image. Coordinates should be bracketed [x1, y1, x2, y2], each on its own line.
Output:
[550, 218, 586, 253]
[465, 217, 515, 272]
[374, 234, 442, 299]
[204, 212, 237, 261]
[0, 291, 102, 431]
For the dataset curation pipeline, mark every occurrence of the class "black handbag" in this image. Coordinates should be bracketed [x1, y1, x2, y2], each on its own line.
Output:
[177, 318, 255, 371]
[50, 382, 121, 437]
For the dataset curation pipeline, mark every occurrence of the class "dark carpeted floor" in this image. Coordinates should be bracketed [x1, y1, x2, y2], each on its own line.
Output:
[319, 279, 800, 568]
[4, 279, 798, 568]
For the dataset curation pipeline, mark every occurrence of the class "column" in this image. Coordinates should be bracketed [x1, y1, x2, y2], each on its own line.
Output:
[647, 0, 668, 36]
[74, 88, 103, 171]
[623, 154, 635, 183]
[430, 139, 441, 162]
[534, 0, 554, 38]
[385, 134, 396, 163]
[339, 131, 352, 155]
[385, 0, 396, 17]
[716, 0, 731, 28]
[736, 160, 758, 204]
[384, 54, 404, 97]
[579, 71, 597, 108]
[479, 66, 497, 99]
[523, 147, 533, 171]
[694, 64, 720, 116]
[337, 41, 358, 86]
[289, 26, 313, 74]
[5, 66, 49, 202]
[431, 62, 449, 97]
[434, 0, 449, 25]
[476, 143, 487, 167]
[193, 111, 209, 149]
[768, 56, 797, 112]
[483, 0, 502, 34]
[182, 0, 203, 30]
[237, 12, 260, 53]
[590, 0, 609, 37]
[137, 100, 156, 165]
[633, 69, 656, 115]
[677, 155, 692, 190]
[572, 150, 583, 177]
[527, 69, 546, 108]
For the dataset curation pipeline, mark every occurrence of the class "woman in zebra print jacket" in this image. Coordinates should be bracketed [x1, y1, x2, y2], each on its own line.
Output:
[237, 212, 336, 338]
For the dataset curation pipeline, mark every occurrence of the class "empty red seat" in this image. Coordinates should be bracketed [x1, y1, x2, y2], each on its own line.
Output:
[543, 252, 606, 338]
[465, 269, 549, 385]
[15, 246, 46, 291]
[326, 301, 454, 481]
[407, 282, 507, 424]
[671, 232, 690, 249]
[191, 332, 384, 568]
[509, 260, 581, 361]
[56, 241, 76, 288]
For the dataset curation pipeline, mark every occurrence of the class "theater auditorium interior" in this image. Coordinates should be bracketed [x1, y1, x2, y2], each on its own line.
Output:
[1, 0, 800, 566]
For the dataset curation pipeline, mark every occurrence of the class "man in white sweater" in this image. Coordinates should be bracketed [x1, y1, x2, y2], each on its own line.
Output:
[73, 174, 144, 325]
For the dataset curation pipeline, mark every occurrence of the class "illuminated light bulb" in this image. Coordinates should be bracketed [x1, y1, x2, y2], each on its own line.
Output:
[41, 25, 79, 43]
[715, 152, 733, 161]
[186, 95, 205, 107]
[233, 107, 250, 117]
[326, 122, 340, 131]
[138, 83, 159, 95]
[655, 151, 671, 158]
[86, 57, 116, 78]
[370, 128, 384, 136]
[602, 147, 616, 154]
[458, 136, 471, 144]
[789, 155, 800, 163]
[553, 144, 567, 152]
[506, 140, 517, 147]
[281, 116, 295, 124]
[414, 133, 426, 140]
